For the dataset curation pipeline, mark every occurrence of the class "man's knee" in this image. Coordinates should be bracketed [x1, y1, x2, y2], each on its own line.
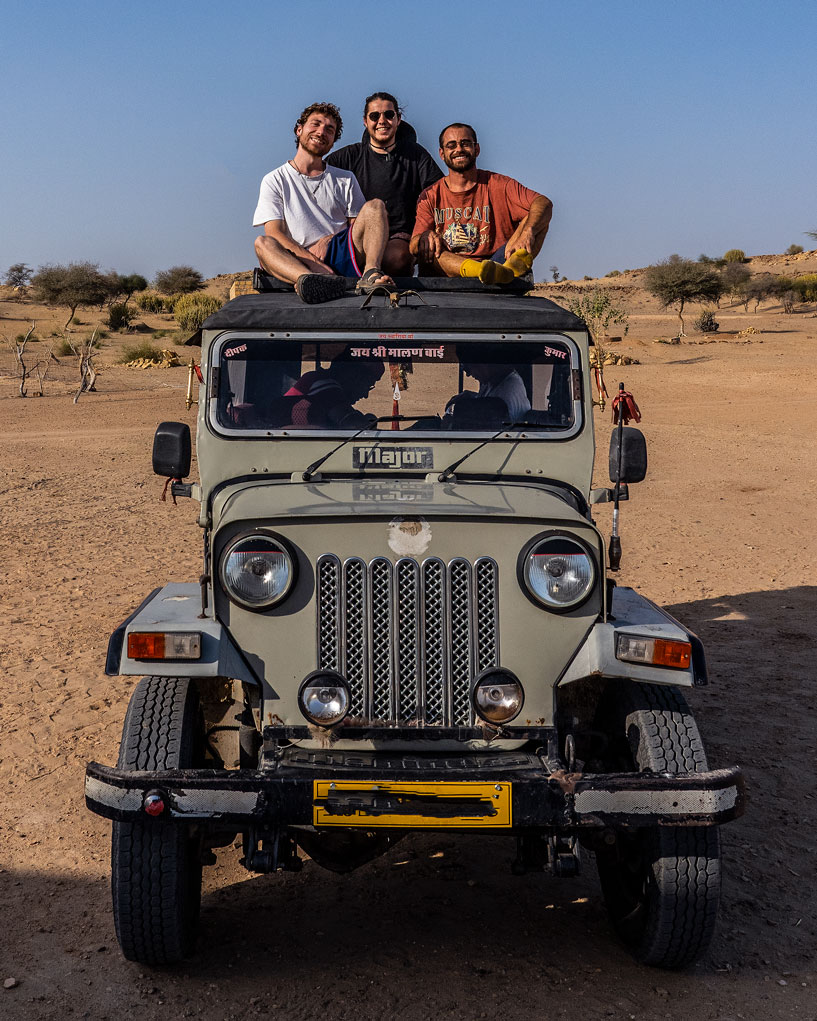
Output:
[255, 235, 276, 257]
[360, 198, 387, 221]
[383, 240, 413, 276]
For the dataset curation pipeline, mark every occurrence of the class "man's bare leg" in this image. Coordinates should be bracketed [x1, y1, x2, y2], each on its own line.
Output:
[382, 239, 413, 276]
[254, 235, 332, 285]
[425, 251, 470, 277]
[427, 250, 513, 284]
[350, 200, 393, 284]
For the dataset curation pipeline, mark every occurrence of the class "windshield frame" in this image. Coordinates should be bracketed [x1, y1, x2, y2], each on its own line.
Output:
[207, 330, 584, 441]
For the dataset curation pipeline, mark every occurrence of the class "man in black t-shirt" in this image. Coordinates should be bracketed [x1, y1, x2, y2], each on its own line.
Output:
[326, 91, 442, 275]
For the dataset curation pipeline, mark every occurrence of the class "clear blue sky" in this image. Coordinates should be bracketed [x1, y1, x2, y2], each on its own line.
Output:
[2, 0, 814, 283]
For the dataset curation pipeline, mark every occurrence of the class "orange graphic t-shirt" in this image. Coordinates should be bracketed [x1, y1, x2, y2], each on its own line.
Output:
[412, 170, 541, 257]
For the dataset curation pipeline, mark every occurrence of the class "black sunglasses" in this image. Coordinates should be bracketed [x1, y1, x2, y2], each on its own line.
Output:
[368, 109, 397, 122]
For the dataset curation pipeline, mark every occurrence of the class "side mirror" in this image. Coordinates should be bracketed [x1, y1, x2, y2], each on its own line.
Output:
[153, 421, 191, 479]
[609, 426, 647, 484]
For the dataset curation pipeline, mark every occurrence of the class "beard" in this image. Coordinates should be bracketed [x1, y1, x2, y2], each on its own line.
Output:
[443, 150, 476, 172]
[300, 135, 332, 158]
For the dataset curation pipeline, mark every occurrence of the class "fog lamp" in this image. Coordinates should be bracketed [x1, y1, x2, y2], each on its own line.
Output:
[299, 671, 350, 726]
[473, 668, 524, 724]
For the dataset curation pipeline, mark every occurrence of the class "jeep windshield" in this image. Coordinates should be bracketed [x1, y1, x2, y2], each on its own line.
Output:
[210, 333, 580, 437]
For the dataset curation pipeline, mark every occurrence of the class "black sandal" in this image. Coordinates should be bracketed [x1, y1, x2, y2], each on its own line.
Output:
[355, 268, 393, 294]
[294, 274, 347, 304]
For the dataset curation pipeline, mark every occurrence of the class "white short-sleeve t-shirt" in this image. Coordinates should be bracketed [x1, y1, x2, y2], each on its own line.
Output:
[480, 370, 531, 420]
[252, 162, 365, 247]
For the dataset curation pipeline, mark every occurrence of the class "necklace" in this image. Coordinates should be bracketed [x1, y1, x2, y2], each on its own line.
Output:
[288, 159, 325, 178]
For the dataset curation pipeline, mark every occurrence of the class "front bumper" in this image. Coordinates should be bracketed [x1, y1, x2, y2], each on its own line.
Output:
[85, 750, 744, 831]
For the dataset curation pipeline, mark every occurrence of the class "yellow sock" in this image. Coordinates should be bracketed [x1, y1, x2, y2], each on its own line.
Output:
[459, 259, 483, 278]
[503, 249, 533, 277]
[478, 260, 514, 285]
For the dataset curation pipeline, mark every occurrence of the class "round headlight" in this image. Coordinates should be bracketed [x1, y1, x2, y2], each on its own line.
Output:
[473, 668, 524, 724]
[299, 671, 350, 726]
[522, 534, 595, 610]
[220, 533, 294, 610]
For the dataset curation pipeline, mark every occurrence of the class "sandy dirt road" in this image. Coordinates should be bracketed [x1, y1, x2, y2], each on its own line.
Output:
[1, 298, 816, 1020]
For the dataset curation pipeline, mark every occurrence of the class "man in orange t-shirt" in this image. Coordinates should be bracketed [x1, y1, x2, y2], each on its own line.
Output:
[410, 122, 553, 284]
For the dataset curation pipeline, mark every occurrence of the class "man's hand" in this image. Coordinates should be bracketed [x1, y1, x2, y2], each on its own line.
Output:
[509, 227, 536, 256]
[414, 229, 445, 263]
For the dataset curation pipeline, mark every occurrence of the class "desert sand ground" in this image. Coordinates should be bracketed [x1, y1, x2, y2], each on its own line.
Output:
[1, 260, 816, 1020]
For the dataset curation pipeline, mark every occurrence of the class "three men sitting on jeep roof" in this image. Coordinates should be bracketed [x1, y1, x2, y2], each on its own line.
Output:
[253, 97, 552, 302]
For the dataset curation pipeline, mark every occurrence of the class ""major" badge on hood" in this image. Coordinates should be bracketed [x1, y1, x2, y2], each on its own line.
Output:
[353, 446, 434, 470]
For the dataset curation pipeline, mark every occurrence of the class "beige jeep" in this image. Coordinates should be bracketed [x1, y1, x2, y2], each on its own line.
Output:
[86, 277, 743, 968]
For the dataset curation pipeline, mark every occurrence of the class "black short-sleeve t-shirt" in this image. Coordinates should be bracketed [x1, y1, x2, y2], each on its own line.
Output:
[327, 124, 443, 236]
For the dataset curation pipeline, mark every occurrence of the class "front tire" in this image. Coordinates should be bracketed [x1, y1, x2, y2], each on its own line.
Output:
[595, 682, 721, 969]
[111, 676, 204, 965]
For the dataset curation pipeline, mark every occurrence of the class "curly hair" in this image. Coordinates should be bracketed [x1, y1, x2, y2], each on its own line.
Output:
[293, 102, 343, 148]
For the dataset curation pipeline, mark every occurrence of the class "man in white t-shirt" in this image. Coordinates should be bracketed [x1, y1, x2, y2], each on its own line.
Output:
[253, 102, 394, 303]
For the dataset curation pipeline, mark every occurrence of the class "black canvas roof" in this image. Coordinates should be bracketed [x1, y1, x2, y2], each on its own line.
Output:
[199, 284, 586, 337]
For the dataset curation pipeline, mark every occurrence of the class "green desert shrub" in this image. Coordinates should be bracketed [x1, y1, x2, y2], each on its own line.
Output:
[55, 332, 104, 357]
[135, 290, 164, 313]
[119, 341, 164, 364]
[173, 293, 222, 332]
[785, 244, 803, 256]
[693, 308, 719, 333]
[134, 290, 178, 314]
[723, 248, 746, 263]
[791, 274, 817, 302]
[106, 302, 136, 331]
[567, 289, 629, 341]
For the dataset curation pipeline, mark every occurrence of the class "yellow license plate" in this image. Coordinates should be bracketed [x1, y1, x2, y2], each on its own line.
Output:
[313, 780, 512, 828]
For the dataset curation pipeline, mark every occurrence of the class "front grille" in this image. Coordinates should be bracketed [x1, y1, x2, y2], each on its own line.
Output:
[316, 555, 499, 726]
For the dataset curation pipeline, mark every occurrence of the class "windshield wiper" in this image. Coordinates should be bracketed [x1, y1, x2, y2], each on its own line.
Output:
[437, 420, 538, 482]
[300, 417, 428, 481]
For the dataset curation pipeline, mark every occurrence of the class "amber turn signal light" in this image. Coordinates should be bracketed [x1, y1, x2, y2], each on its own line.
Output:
[652, 639, 692, 669]
[127, 632, 201, 660]
[615, 634, 691, 670]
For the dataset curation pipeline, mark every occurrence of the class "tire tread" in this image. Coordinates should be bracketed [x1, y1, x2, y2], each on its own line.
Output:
[112, 676, 202, 965]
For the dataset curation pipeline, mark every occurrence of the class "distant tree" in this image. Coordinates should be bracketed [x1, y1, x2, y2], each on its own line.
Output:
[785, 244, 803, 256]
[98, 272, 149, 308]
[723, 248, 746, 263]
[806, 229, 817, 243]
[4, 263, 34, 288]
[644, 258, 724, 336]
[119, 273, 148, 302]
[740, 274, 778, 313]
[154, 265, 204, 295]
[32, 262, 109, 329]
[698, 254, 715, 265]
[549, 265, 560, 282]
[720, 262, 751, 302]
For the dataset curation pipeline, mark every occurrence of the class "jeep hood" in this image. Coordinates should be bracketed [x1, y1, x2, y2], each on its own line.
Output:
[211, 478, 587, 528]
